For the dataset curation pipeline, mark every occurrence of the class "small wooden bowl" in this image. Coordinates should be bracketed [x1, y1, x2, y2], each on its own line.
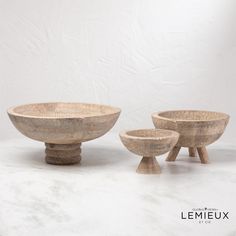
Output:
[8, 102, 121, 165]
[119, 129, 179, 174]
[152, 110, 229, 164]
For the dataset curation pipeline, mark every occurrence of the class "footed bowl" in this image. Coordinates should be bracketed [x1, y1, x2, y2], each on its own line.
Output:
[8, 102, 121, 165]
[152, 110, 229, 164]
[119, 129, 179, 174]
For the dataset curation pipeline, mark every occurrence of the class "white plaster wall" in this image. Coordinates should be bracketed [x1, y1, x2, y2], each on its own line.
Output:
[0, 0, 236, 145]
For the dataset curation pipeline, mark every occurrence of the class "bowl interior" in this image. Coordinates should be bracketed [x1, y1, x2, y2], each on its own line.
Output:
[158, 110, 228, 121]
[9, 103, 120, 118]
[125, 129, 178, 139]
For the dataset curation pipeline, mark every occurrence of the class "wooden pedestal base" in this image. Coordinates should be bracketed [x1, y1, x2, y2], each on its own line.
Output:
[196, 146, 209, 164]
[166, 146, 181, 162]
[188, 147, 197, 157]
[45, 143, 81, 165]
[166, 146, 209, 164]
[136, 156, 161, 174]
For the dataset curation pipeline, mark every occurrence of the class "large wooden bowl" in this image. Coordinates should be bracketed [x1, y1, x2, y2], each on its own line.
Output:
[119, 129, 179, 174]
[152, 110, 229, 164]
[8, 102, 121, 165]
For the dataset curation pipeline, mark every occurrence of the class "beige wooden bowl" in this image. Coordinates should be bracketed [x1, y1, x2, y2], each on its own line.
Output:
[119, 129, 179, 174]
[8, 102, 121, 165]
[152, 110, 229, 164]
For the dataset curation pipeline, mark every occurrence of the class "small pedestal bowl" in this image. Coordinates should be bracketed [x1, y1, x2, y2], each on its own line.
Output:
[119, 129, 179, 174]
[8, 102, 121, 165]
[152, 110, 229, 164]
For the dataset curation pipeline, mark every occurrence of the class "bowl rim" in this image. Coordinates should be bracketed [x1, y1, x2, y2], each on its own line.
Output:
[152, 110, 230, 122]
[7, 102, 121, 119]
[119, 128, 179, 141]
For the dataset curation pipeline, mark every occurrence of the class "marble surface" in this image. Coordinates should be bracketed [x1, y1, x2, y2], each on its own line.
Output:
[0, 133, 236, 236]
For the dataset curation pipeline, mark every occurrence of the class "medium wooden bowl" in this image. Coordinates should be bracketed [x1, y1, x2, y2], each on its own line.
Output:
[119, 129, 179, 174]
[152, 110, 229, 164]
[8, 102, 121, 165]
